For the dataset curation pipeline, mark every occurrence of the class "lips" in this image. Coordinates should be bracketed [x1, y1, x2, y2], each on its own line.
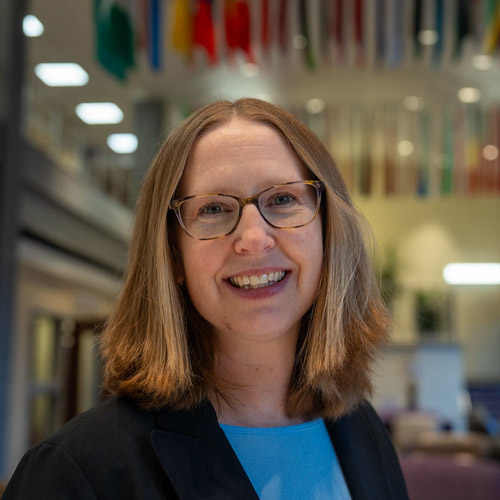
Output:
[228, 271, 286, 289]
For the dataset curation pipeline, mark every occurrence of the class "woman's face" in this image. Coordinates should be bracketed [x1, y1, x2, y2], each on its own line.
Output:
[175, 119, 323, 347]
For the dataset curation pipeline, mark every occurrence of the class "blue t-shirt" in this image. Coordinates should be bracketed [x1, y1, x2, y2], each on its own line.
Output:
[221, 418, 351, 500]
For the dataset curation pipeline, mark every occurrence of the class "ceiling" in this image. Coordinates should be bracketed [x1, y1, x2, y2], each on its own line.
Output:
[24, 0, 500, 158]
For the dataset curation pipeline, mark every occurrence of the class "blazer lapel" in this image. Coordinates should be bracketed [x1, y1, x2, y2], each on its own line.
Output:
[151, 400, 259, 500]
[325, 402, 407, 500]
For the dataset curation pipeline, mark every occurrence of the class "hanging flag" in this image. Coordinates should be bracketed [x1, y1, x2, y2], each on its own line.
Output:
[224, 0, 254, 62]
[332, 0, 344, 61]
[375, 0, 386, 64]
[194, 0, 217, 63]
[353, 0, 365, 65]
[278, 0, 288, 54]
[149, 0, 161, 69]
[386, 0, 404, 67]
[171, 0, 193, 57]
[453, 0, 471, 59]
[94, 0, 135, 80]
[319, 0, 330, 61]
[135, 0, 149, 54]
[298, 0, 315, 69]
[483, 0, 500, 53]
[261, 0, 270, 55]
[432, 0, 445, 65]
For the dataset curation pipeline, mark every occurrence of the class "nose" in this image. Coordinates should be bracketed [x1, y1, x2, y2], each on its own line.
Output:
[233, 204, 275, 254]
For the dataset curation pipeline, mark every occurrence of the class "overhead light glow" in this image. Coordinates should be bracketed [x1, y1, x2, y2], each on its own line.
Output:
[483, 145, 499, 161]
[443, 263, 500, 285]
[418, 30, 439, 46]
[35, 63, 89, 87]
[75, 102, 123, 125]
[472, 54, 493, 71]
[241, 62, 259, 78]
[107, 133, 138, 154]
[397, 140, 414, 157]
[23, 15, 44, 37]
[306, 98, 326, 114]
[403, 95, 424, 111]
[458, 87, 481, 104]
[293, 34, 307, 50]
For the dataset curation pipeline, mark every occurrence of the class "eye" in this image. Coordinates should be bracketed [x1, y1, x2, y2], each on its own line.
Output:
[200, 203, 222, 215]
[270, 192, 297, 206]
[198, 202, 233, 217]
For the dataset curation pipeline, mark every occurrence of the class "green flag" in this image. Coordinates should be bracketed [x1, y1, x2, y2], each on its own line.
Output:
[94, 0, 135, 80]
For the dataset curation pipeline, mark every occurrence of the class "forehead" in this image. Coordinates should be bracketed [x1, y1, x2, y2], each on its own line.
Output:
[176, 118, 311, 197]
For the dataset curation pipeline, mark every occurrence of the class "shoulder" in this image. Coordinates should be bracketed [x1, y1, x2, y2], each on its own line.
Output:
[3, 398, 175, 499]
[45, 397, 155, 452]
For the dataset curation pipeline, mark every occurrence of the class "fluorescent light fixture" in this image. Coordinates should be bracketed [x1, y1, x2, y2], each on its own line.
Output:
[293, 34, 307, 50]
[75, 103, 123, 125]
[443, 263, 500, 285]
[23, 15, 44, 37]
[418, 30, 439, 45]
[457, 87, 481, 104]
[397, 140, 414, 157]
[472, 54, 493, 71]
[483, 145, 499, 161]
[107, 133, 138, 154]
[35, 63, 89, 87]
[403, 95, 424, 112]
[306, 98, 326, 114]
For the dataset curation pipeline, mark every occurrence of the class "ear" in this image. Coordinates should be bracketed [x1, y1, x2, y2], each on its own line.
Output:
[174, 268, 185, 285]
[172, 255, 185, 285]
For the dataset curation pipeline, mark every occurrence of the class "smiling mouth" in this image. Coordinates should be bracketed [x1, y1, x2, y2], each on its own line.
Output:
[228, 271, 287, 290]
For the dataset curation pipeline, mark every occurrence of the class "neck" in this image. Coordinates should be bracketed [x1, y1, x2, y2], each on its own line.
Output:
[209, 334, 303, 427]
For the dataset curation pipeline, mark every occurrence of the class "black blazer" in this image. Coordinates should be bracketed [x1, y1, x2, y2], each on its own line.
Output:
[3, 397, 408, 499]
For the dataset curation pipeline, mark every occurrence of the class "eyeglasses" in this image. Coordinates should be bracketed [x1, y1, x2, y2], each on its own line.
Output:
[169, 180, 325, 240]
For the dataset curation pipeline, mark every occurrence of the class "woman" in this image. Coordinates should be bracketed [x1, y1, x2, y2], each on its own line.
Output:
[4, 99, 408, 499]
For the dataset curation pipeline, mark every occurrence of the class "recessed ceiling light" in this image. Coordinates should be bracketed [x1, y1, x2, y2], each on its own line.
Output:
[23, 15, 44, 37]
[305, 98, 326, 114]
[472, 54, 493, 71]
[443, 263, 500, 285]
[35, 63, 89, 87]
[75, 103, 124, 125]
[107, 133, 138, 154]
[397, 140, 414, 157]
[483, 145, 499, 161]
[403, 95, 424, 111]
[418, 30, 439, 46]
[457, 87, 481, 103]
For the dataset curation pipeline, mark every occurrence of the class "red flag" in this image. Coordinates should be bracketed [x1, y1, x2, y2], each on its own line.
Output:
[224, 0, 253, 62]
[332, 0, 344, 61]
[278, 0, 288, 53]
[193, 0, 217, 63]
[261, 0, 270, 54]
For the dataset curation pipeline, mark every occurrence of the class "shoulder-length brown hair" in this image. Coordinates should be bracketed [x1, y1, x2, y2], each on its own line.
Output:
[101, 98, 389, 419]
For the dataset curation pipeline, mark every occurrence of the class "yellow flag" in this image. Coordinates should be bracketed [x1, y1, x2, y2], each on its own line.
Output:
[483, 0, 500, 53]
[171, 0, 192, 55]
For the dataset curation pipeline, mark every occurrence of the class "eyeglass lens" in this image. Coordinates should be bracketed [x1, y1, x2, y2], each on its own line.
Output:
[178, 182, 320, 239]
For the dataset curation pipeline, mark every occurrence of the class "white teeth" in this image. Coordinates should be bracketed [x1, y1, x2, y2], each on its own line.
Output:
[228, 271, 286, 289]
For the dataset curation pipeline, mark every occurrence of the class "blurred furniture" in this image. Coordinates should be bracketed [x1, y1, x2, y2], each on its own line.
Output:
[391, 411, 440, 452]
[400, 454, 500, 500]
[413, 431, 493, 457]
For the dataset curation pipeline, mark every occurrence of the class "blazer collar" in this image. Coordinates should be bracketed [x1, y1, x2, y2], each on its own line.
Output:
[325, 403, 398, 499]
[151, 400, 259, 500]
